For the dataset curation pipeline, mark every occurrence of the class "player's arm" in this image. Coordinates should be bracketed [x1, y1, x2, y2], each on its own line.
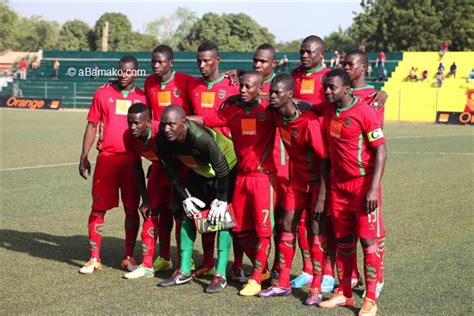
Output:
[79, 121, 97, 180]
[314, 158, 329, 217]
[224, 69, 245, 85]
[366, 144, 387, 213]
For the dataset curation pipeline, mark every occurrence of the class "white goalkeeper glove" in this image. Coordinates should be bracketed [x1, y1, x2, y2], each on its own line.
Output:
[182, 189, 205, 219]
[209, 199, 228, 224]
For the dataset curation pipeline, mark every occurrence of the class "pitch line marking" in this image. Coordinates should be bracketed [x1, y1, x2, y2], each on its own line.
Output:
[389, 134, 472, 139]
[0, 162, 95, 172]
[391, 151, 473, 156]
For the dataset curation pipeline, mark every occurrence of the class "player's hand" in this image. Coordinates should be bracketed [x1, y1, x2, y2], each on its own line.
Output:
[139, 201, 152, 220]
[182, 195, 205, 219]
[79, 156, 91, 180]
[224, 70, 240, 85]
[366, 187, 379, 213]
[209, 199, 228, 224]
[369, 91, 388, 109]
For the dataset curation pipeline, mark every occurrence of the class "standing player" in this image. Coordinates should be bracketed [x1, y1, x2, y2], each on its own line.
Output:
[78, 56, 146, 274]
[157, 105, 236, 293]
[319, 69, 387, 316]
[121, 103, 167, 279]
[187, 40, 240, 277]
[144, 44, 196, 273]
[199, 71, 276, 296]
[259, 73, 329, 306]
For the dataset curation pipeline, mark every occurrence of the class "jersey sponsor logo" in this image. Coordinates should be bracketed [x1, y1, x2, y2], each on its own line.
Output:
[158, 91, 171, 106]
[241, 118, 257, 135]
[173, 88, 181, 97]
[115, 99, 132, 115]
[218, 90, 226, 99]
[367, 128, 384, 142]
[201, 92, 215, 108]
[343, 117, 352, 127]
[300, 78, 315, 94]
[329, 119, 342, 138]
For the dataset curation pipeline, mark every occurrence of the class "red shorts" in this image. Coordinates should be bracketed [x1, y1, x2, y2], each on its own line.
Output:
[92, 151, 139, 211]
[330, 176, 385, 239]
[283, 181, 320, 212]
[231, 173, 275, 237]
[147, 163, 172, 211]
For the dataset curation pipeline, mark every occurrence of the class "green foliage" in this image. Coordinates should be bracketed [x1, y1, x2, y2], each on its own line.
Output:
[274, 39, 302, 52]
[129, 32, 158, 51]
[323, 27, 356, 53]
[57, 20, 92, 51]
[0, 0, 19, 50]
[182, 12, 275, 51]
[351, 0, 474, 51]
[15, 16, 61, 51]
[93, 12, 133, 51]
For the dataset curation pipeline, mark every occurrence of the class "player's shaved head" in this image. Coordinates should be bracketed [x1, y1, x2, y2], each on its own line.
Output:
[242, 71, 263, 86]
[160, 105, 187, 142]
[346, 49, 368, 66]
[161, 104, 186, 121]
[119, 55, 138, 69]
[302, 35, 325, 50]
[152, 44, 174, 60]
[272, 73, 294, 92]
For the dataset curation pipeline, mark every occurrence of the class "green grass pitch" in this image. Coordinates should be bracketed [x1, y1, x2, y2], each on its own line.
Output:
[1, 108, 472, 314]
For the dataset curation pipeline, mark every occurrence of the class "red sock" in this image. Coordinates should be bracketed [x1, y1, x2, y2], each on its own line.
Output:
[271, 217, 283, 272]
[232, 235, 244, 270]
[336, 242, 356, 298]
[124, 208, 140, 258]
[277, 231, 296, 288]
[158, 208, 173, 261]
[352, 240, 360, 280]
[250, 237, 270, 283]
[141, 216, 159, 268]
[297, 216, 312, 274]
[377, 237, 385, 285]
[310, 234, 326, 291]
[363, 243, 381, 301]
[201, 232, 216, 267]
[88, 210, 105, 259]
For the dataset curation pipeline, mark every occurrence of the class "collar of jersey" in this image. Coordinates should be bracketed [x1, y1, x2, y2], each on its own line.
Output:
[351, 84, 374, 91]
[113, 84, 136, 98]
[237, 98, 260, 109]
[263, 72, 276, 84]
[336, 96, 358, 117]
[142, 126, 153, 148]
[305, 64, 326, 75]
[204, 74, 225, 89]
[159, 70, 176, 89]
[282, 102, 301, 124]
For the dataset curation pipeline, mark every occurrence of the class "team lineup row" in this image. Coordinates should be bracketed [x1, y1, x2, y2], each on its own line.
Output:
[78, 36, 387, 316]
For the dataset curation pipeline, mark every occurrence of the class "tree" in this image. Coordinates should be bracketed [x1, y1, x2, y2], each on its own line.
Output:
[129, 32, 158, 51]
[182, 13, 275, 51]
[323, 27, 356, 53]
[0, 0, 20, 50]
[144, 7, 197, 50]
[274, 40, 302, 52]
[15, 16, 60, 51]
[57, 20, 92, 51]
[93, 12, 133, 51]
[351, 0, 474, 51]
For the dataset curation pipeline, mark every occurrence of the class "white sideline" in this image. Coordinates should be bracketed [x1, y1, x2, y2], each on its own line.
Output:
[392, 151, 473, 156]
[1, 162, 94, 172]
[389, 134, 472, 139]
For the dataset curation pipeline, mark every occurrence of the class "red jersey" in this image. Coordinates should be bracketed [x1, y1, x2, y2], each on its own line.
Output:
[323, 98, 385, 182]
[260, 72, 276, 97]
[204, 99, 276, 174]
[291, 65, 331, 114]
[274, 109, 328, 188]
[144, 71, 195, 120]
[87, 85, 147, 153]
[352, 85, 384, 125]
[124, 120, 160, 163]
[189, 75, 239, 137]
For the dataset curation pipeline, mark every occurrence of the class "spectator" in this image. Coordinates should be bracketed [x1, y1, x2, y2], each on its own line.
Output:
[31, 57, 41, 69]
[375, 51, 386, 67]
[467, 68, 474, 83]
[406, 67, 418, 81]
[421, 70, 429, 81]
[377, 66, 387, 81]
[18, 58, 27, 80]
[436, 71, 444, 87]
[277, 54, 289, 72]
[438, 62, 445, 74]
[52, 58, 60, 79]
[330, 51, 340, 67]
[447, 62, 457, 78]
[366, 63, 373, 78]
[439, 41, 449, 59]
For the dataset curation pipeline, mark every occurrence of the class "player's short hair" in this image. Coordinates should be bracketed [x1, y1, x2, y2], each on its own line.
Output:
[302, 35, 325, 50]
[119, 55, 138, 69]
[272, 73, 294, 91]
[346, 49, 368, 66]
[323, 68, 352, 87]
[152, 44, 174, 60]
[256, 43, 276, 56]
[128, 102, 149, 115]
[241, 70, 263, 84]
[197, 40, 219, 55]
[161, 104, 186, 121]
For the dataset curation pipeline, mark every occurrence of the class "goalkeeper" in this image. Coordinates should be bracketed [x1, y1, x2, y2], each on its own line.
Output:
[156, 105, 236, 294]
